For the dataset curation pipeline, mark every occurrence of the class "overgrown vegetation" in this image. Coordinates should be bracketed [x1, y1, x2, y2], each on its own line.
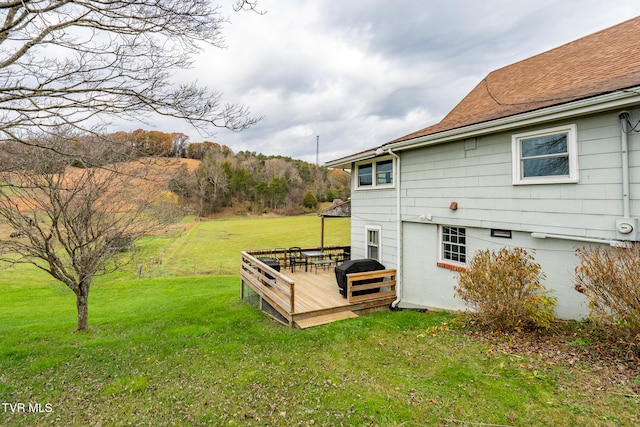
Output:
[455, 247, 557, 331]
[575, 245, 640, 355]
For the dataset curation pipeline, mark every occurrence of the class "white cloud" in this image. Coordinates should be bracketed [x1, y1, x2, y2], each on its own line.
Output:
[118, 0, 640, 165]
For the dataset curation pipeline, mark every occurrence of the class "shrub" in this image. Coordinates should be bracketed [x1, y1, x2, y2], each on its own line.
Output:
[303, 191, 318, 209]
[574, 245, 640, 349]
[454, 247, 556, 331]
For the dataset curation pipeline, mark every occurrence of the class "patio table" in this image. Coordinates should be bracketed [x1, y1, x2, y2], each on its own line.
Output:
[311, 258, 335, 273]
[301, 251, 325, 272]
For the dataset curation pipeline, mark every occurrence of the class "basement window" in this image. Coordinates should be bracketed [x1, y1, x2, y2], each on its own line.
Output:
[512, 124, 578, 185]
[440, 226, 466, 264]
[356, 157, 394, 189]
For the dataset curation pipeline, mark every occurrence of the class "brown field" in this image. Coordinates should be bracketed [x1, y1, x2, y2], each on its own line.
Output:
[2, 157, 199, 212]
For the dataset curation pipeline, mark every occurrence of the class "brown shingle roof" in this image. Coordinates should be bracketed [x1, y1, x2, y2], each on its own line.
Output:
[392, 16, 640, 144]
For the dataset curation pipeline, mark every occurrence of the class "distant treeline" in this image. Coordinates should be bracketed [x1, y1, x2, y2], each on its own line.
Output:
[0, 129, 351, 216]
[113, 129, 351, 216]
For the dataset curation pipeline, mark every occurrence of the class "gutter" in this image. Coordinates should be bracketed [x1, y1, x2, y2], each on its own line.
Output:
[386, 148, 403, 309]
[619, 111, 631, 218]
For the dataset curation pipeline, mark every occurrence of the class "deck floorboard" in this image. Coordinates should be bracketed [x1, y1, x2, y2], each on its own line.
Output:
[286, 268, 349, 313]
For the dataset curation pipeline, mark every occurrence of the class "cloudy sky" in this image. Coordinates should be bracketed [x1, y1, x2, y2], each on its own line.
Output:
[128, 1, 640, 165]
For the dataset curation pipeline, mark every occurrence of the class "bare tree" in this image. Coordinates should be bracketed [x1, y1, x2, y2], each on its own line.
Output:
[194, 150, 230, 216]
[0, 1, 260, 146]
[0, 133, 180, 330]
[171, 133, 190, 158]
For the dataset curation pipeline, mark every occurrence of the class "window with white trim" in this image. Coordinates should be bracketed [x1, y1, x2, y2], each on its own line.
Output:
[512, 124, 578, 185]
[365, 225, 381, 261]
[376, 159, 393, 185]
[441, 226, 466, 264]
[358, 163, 373, 186]
[356, 157, 394, 188]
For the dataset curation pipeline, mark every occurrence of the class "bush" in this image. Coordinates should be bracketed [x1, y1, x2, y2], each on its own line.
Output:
[454, 247, 556, 331]
[303, 191, 318, 209]
[574, 245, 640, 349]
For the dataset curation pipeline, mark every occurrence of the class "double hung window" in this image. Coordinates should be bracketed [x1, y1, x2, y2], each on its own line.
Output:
[365, 225, 381, 262]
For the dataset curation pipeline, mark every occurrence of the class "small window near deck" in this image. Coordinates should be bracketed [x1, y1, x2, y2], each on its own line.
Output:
[365, 226, 381, 262]
[512, 124, 578, 185]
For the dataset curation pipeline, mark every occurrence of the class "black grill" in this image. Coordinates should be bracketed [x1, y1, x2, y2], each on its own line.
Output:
[334, 259, 385, 297]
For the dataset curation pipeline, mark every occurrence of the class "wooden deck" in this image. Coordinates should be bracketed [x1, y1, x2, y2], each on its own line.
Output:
[241, 249, 396, 328]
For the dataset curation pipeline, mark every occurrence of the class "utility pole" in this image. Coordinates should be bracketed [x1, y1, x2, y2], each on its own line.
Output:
[316, 135, 319, 165]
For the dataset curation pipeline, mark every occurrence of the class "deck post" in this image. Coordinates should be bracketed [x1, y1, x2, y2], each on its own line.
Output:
[290, 282, 295, 316]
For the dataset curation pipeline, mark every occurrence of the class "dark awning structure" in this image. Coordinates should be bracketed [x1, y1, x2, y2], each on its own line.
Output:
[318, 199, 350, 249]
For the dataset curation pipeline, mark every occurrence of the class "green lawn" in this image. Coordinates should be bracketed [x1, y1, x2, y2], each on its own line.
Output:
[0, 215, 638, 426]
[132, 215, 350, 276]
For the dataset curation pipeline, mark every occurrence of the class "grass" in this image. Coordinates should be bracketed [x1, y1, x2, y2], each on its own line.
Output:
[0, 215, 638, 426]
[132, 215, 350, 276]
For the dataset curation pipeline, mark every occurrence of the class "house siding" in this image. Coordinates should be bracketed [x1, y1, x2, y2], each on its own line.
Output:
[401, 223, 589, 319]
[349, 188, 398, 267]
[400, 110, 637, 239]
[347, 109, 640, 320]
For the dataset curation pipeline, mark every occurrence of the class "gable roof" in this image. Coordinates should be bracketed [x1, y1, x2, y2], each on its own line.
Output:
[318, 199, 350, 218]
[390, 16, 640, 144]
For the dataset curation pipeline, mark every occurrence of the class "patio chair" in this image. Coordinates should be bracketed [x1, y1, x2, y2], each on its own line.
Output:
[288, 246, 307, 272]
[272, 247, 287, 269]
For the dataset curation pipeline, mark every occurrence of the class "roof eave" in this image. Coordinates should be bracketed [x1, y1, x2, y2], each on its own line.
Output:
[325, 87, 640, 168]
[324, 148, 379, 169]
[382, 87, 640, 153]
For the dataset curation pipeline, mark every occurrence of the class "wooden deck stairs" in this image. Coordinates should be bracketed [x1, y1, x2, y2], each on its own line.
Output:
[294, 310, 358, 329]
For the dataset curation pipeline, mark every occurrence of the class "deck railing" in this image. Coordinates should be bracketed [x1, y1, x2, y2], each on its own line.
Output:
[346, 269, 397, 303]
[241, 251, 296, 318]
[246, 245, 351, 269]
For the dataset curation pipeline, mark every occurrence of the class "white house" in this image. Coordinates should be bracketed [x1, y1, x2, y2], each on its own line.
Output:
[325, 17, 640, 319]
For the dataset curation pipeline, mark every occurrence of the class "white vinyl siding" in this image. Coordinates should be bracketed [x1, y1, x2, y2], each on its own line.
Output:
[398, 112, 631, 240]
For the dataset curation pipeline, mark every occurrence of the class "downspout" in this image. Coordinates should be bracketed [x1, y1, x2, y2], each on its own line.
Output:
[387, 148, 403, 309]
[619, 111, 631, 218]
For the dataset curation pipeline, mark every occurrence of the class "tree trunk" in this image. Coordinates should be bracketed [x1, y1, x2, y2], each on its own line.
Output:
[76, 278, 91, 331]
[76, 293, 89, 330]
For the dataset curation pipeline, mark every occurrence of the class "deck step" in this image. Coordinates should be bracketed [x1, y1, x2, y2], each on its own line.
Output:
[295, 311, 358, 329]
